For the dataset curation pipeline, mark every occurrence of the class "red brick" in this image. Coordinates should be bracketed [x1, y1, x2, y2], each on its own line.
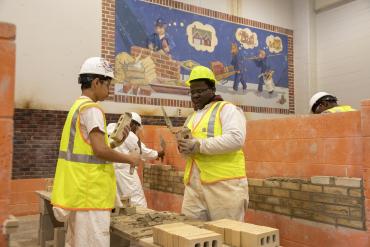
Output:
[0, 22, 16, 40]
[0, 40, 15, 117]
[322, 137, 363, 165]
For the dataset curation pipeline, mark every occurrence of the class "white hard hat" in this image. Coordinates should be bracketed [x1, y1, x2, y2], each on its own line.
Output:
[131, 112, 142, 125]
[309, 92, 333, 113]
[79, 57, 114, 78]
[107, 123, 117, 136]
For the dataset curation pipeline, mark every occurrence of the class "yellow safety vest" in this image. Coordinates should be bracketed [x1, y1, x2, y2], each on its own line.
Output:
[324, 105, 356, 113]
[183, 101, 246, 184]
[51, 97, 116, 210]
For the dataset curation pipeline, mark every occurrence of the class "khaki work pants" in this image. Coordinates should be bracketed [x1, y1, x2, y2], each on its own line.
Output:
[181, 166, 249, 221]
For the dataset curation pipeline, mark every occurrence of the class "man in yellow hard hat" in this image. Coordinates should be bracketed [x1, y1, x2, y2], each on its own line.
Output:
[309, 92, 356, 114]
[178, 66, 249, 221]
[51, 57, 140, 247]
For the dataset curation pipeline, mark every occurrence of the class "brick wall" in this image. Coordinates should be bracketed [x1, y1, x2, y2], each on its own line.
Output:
[248, 177, 364, 230]
[131, 46, 180, 80]
[0, 21, 16, 246]
[12, 108, 186, 179]
[102, 0, 295, 115]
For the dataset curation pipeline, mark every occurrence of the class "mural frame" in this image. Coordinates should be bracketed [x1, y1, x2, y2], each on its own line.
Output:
[101, 0, 294, 114]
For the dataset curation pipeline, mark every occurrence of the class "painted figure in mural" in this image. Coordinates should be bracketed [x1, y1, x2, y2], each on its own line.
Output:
[230, 43, 247, 92]
[254, 49, 273, 95]
[147, 18, 175, 55]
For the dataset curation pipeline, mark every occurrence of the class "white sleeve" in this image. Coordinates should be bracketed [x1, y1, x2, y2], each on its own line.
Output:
[199, 104, 246, 155]
[140, 142, 158, 160]
[79, 107, 105, 134]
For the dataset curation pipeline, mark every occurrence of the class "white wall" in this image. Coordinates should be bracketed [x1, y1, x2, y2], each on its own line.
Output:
[239, 0, 294, 29]
[0, 0, 102, 111]
[293, 0, 317, 114]
[316, 0, 370, 109]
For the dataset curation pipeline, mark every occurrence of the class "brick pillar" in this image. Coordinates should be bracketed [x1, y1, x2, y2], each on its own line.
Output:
[361, 99, 370, 232]
[0, 22, 16, 245]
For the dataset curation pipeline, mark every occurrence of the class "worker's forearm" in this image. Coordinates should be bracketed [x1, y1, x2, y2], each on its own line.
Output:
[200, 132, 244, 155]
[95, 145, 133, 164]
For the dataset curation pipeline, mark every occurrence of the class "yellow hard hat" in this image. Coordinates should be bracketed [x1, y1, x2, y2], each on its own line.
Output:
[185, 66, 217, 86]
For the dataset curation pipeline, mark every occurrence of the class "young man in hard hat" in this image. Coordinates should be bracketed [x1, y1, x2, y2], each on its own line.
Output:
[107, 112, 165, 208]
[178, 65, 249, 221]
[309, 92, 356, 114]
[51, 57, 141, 247]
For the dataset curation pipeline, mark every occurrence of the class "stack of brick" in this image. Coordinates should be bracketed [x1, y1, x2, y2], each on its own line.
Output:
[143, 164, 185, 195]
[153, 223, 222, 247]
[131, 46, 180, 81]
[204, 219, 279, 247]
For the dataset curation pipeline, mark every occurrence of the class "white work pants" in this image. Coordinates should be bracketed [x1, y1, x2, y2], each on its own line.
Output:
[181, 166, 249, 221]
[115, 164, 147, 208]
[53, 207, 110, 247]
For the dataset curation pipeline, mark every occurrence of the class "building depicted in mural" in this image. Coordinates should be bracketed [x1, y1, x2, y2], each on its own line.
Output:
[113, 0, 294, 113]
[192, 25, 212, 47]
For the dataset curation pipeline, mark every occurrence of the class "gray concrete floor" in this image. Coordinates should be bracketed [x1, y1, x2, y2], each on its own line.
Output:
[9, 214, 39, 247]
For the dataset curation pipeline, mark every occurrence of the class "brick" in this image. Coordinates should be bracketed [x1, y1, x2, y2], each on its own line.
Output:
[272, 188, 290, 198]
[292, 208, 313, 219]
[334, 177, 362, 188]
[335, 197, 362, 207]
[312, 194, 336, 204]
[301, 184, 322, 193]
[0, 22, 16, 39]
[256, 203, 273, 211]
[324, 205, 349, 217]
[311, 176, 333, 185]
[249, 194, 265, 202]
[273, 206, 291, 215]
[312, 213, 336, 224]
[255, 187, 272, 195]
[349, 188, 362, 197]
[265, 197, 281, 205]
[281, 182, 300, 190]
[323, 186, 348, 196]
[248, 178, 264, 187]
[337, 218, 364, 229]
[349, 207, 363, 218]
[290, 191, 310, 201]
[264, 180, 281, 187]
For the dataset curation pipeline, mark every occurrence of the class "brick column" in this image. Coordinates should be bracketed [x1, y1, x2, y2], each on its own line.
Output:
[0, 22, 16, 245]
[361, 99, 370, 231]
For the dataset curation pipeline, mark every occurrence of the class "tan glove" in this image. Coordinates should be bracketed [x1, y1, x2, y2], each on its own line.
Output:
[178, 139, 200, 155]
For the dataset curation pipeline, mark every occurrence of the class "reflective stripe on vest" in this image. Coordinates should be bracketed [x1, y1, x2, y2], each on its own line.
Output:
[58, 100, 107, 165]
[207, 102, 222, 138]
[324, 105, 356, 113]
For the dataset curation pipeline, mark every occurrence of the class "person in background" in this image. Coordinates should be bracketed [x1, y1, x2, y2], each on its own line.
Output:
[51, 57, 140, 247]
[178, 66, 249, 221]
[107, 112, 165, 208]
[309, 92, 356, 114]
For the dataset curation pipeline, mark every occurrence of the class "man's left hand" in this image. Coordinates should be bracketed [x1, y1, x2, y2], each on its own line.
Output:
[178, 139, 200, 155]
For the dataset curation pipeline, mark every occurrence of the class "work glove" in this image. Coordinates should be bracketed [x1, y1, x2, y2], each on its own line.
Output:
[178, 139, 200, 155]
